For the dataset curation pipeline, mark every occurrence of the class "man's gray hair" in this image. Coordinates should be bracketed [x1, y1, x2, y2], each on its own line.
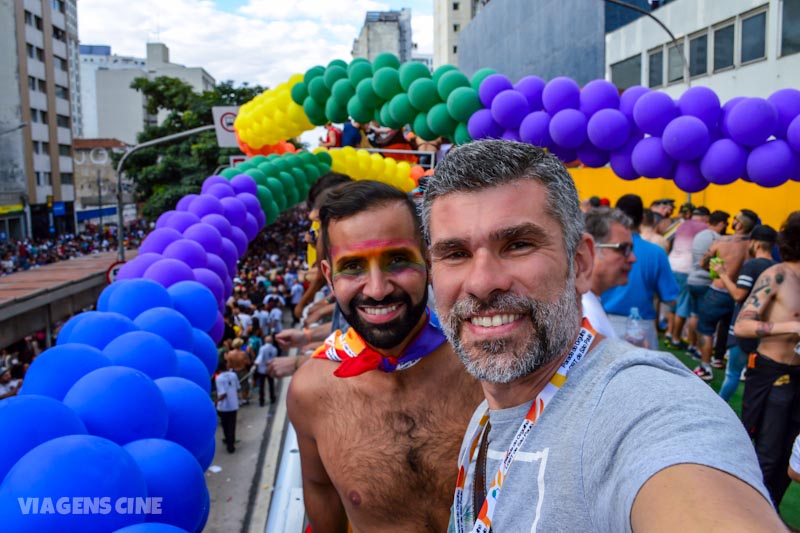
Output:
[421, 140, 584, 261]
[583, 207, 633, 244]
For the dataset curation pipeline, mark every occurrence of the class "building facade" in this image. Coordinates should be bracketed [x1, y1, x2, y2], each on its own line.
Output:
[352, 9, 413, 63]
[433, 0, 478, 68]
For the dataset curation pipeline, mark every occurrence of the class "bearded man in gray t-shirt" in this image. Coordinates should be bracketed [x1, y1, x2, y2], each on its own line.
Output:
[423, 140, 782, 532]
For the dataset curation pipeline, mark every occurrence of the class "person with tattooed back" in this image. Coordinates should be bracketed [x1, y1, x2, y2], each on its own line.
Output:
[735, 210, 800, 510]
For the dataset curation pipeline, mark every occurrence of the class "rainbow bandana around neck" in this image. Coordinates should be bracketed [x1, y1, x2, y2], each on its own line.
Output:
[311, 310, 446, 378]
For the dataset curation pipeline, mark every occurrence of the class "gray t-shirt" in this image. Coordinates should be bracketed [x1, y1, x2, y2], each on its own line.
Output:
[449, 338, 769, 533]
[687, 228, 719, 286]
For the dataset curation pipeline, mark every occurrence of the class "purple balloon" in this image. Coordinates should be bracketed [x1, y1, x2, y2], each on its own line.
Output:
[208, 313, 224, 344]
[587, 108, 630, 151]
[230, 174, 259, 196]
[514, 76, 546, 112]
[201, 175, 229, 193]
[673, 161, 709, 193]
[501, 129, 521, 141]
[700, 139, 747, 185]
[254, 209, 266, 231]
[183, 222, 223, 256]
[163, 211, 201, 233]
[747, 139, 796, 187]
[576, 142, 609, 168]
[662, 116, 710, 161]
[201, 213, 233, 240]
[206, 183, 236, 200]
[228, 226, 249, 257]
[633, 91, 678, 136]
[767, 88, 800, 138]
[631, 137, 675, 178]
[219, 238, 238, 277]
[176, 194, 198, 212]
[549, 109, 588, 150]
[549, 145, 576, 163]
[155, 210, 176, 229]
[192, 267, 224, 304]
[237, 193, 263, 219]
[467, 109, 504, 140]
[242, 213, 259, 242]
[491, 90, 530, 130]
[478, 74, 514, 108]
[519, 111, 552, 148]
[788, 115, 800, 152]
[162, 239, 208, 269]
[725, 97, 778, 147]
[188, 194, 225, 218]
[678, 86, 721, 130]
[139, 228, 183, 255]
[205, 253, 230, 291]
[542, 77, 580, 114]
[719, 97, 746, 138]
[220, 196, 247, 229]
[610, 143, 640, 181]
[116, 253, 163, 281]
[580, 79, 620, 117]
[143, 258, 197, 288]
[619, 86, 649, 120]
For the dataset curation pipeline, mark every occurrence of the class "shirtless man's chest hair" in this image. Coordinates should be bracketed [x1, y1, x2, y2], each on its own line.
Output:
[289, 344, 483, 533]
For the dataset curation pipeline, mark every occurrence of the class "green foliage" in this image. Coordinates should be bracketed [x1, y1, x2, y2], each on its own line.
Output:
[119, 78, 266, 217]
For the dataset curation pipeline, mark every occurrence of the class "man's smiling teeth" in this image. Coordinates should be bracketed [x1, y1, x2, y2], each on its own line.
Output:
[469, 314, 521, 327]
[361, 304, 400, 315]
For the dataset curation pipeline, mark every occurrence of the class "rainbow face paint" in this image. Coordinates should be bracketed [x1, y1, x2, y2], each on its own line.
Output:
[331, 241, 426, 280]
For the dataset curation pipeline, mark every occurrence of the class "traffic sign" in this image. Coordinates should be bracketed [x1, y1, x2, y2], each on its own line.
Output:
[212, 106, 240, 148]
[106, 261, 126, 284]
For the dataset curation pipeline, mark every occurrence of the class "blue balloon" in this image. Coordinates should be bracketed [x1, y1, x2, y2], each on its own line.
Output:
[191, 328, 219, 376]
[662, 115, 710, 161]
[631, 137, 675, 179]
[20, 343, 111, 400]
[167, 281, 218, 332]
[0, 395, 87, 481]
[107, 279, 174, 320]
[175, 350, 212, 394]
[0, 435, 147, 532]
[195, 438, 215, 473]
[97, 282, 124, 312]
[135, 307, 194, 351]
[114, 523, 191, 533]
[67, 312, 139, 350]
[63, 366, 169, 445]
[123, 439, 206, 532]
[195, 485, 210, 533]
[104, 331, 179, 380]
[154, 377, 217, 461]
[116, 253, 164, 281]
[700, 138, 747, 185]
[56, 311, 99, 345]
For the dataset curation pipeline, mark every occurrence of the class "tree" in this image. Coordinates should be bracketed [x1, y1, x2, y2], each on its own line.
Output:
[119, 77, 266, 219]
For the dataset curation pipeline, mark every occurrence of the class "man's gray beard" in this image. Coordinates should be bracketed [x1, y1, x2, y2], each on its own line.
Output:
[437, 279, 580, 384]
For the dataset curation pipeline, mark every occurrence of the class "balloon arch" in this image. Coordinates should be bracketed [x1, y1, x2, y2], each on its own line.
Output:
[2, 53, 799, 532]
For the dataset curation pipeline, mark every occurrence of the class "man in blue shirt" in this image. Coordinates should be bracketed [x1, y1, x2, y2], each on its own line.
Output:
[602, 194, 679, 349]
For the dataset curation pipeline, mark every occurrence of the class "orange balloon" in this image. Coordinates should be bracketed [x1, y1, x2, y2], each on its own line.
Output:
[410, 165, 425, 184]
[423, 168, 435, 176]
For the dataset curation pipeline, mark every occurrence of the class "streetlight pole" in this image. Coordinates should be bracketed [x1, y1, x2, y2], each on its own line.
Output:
[115, 124, 215, 262]
[0, 122, 28, 136]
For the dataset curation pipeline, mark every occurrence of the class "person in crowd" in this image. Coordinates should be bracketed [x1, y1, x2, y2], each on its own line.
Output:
[319, 122, 342, 148]
[735, 211, 800, 509]
[254, 334, 278, 406]
[581, 207, 636, 338]
[640, 209, 669, 252]
[422, 139, 780, 532]
[225, 338, 251, 404]
[215, 359, 240, 453]
[0, 365, 23, 399]
[790, 433, 800, 483]
[234, 303, 253, 338]
[287, 180, 483, 532]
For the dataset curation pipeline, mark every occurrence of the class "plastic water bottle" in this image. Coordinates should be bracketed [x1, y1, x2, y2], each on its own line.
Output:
[624, 307, 646, 347]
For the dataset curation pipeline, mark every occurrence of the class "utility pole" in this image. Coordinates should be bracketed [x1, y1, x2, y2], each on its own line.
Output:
[97, 169, 103, 236]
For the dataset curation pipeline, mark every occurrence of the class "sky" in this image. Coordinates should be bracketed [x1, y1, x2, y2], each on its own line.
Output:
[77, 0, 434, 89]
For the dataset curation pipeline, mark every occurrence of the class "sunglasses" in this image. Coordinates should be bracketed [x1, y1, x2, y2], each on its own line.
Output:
[596, 242, 634, 258]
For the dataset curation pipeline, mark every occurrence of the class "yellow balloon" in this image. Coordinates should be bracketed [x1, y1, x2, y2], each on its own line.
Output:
[396, 161, 411, 179]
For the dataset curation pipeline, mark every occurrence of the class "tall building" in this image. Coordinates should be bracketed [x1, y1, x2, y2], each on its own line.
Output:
[352, 9, 413, 62]
[433, 0, 477, 68]
[72, 138, 135, 230]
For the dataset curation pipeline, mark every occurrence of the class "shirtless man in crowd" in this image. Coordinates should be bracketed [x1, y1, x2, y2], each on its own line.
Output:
[735, 210, 800, 510]
[288, 181, 483, 532]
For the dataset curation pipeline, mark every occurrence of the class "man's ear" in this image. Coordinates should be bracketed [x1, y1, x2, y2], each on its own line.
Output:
[573, 233, 595, 296]
[320, 259, 334, 293]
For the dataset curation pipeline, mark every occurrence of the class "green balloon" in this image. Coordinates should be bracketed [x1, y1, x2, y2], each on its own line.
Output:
[316, 151, 333, 166]
[388, 93, 417, 126]
[266, 154, 280, 161]
[256, 185, 274, 212]
[290, 82, 308, 105]
[427, 103, 458, 137]
[251, 155, 268, 165]
[243, 168, 267, 187]
[447, 87, 483, 123]
[308, 77, 331, 105]
[290, 167, 307, 189]
[437, 70, 470, 101]
[347, 96, 374, 125]
[407, 78, 441, 112]
[325, 98, 349, 124]
[331, 78, 356, 108]
[266, 178, 287, 211]
[373, 52, 400, 71]
[371, 68, 402, 101]
[277, 171, 295, 193]
[432, 64, 458, 86]
[470, 68, 497, 91]
[413, 112, 437, 141]
[282, 153, 299, 167]
[328, 59, 348, 70]
[303, 66, 325, 86]
[303, 96, 328, 126]
[220, 167, 238, 179]
[348, 61, 373, 86]
[319, 163, 331, 175]
[323, 65, 348, 90]
[298, 150, 316, 165]
[355, 78, 382, 109]
[304, 164, 321, 185]
[286, 186, 300, 208]
[236, 161, 255, 171]
[399, 62, 432, 92]
[378, 103, 404, 130]
[454, 122, 473, 145]
[266, 200, 279, 224]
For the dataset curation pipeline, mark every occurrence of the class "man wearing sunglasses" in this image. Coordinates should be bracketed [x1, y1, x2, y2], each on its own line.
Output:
[582, 208, 636, 339]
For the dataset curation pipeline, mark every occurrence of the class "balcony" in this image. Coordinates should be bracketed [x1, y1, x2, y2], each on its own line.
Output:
[35, 186, 52, 205]
[28, 90, 47, 110]
[59, 156, 73, 173]
[55, 97, 70, 116]
[60, 184, 75, 202]
[24, 26, 43, 48]
[52, 10, 66, 29]
[53, 40, 67, 59]
[56, 127, 71, 145]
[24, 0, 42, 16]
[30, 123, 49, 142]
[33, 153, 52, 171]
[27, 59, 45, 79]
[54, 69, 68, 87]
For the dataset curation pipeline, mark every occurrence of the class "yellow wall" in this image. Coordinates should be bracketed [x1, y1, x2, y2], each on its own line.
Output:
[569, 167, 799, 230]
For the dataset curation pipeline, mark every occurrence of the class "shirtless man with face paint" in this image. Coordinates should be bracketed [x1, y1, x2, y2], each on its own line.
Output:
[287, 180, 483, 533]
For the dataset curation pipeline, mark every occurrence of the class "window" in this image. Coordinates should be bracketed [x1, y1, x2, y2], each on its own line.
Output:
[53, 27, 65, 42]
[741, 11, 766, 63]
[28, 76, 37, 91]
[38, 79, 47, 93]
[32, 141, 40, 154]
[55, 85, 69, 99]
[667, 43, 684, 82]
[453, 45, 458, 54]
[27, 44, 35, 59]
[55, 56, 68, 71]
[41, 111, 48, 123]
[60, 173, 73, 185]
[58, 144, 71, 157]
[714, 24, 735, 71]
[454, 23, 460, 32]
[43, 142, 50, 153]
[24, 10, 33, 25]
[56, 114, 70, 128]
[453, 2, 459, 10]
[35, 16, 43, 30]
[51, 0, 65, 13]
[36, 47, 44, 61]
[648, 50, 663, 87]
[611, 54, 642, 90]
[782, 0, 800, 56]
[689, 34, 707, 77]
[37, 172, 52, 186]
